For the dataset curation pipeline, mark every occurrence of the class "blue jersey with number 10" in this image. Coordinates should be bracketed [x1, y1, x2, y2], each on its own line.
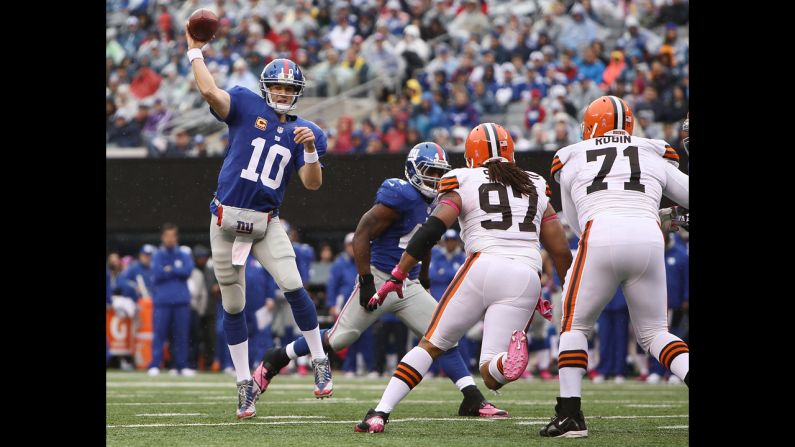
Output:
[209, 86, 327, 216]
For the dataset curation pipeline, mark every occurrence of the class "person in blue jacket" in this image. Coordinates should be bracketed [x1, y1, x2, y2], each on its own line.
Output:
[148, 223, 195, 377]
[118, 244, 156, 300]
[427, 229, 469, 374]
[593, 289, 630, 383]
[246, 254, 277, 370]
[647, 232, 689, 383]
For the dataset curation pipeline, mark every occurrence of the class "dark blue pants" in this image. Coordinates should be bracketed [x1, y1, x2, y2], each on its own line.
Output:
[343, 326, 376, 373]
[150, 303, 191, 370]
[596, 308, 629, 377]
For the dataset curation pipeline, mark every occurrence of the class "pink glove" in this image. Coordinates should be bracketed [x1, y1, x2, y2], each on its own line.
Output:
[367, 267, 407, 311]
[535, 298, 553, 321]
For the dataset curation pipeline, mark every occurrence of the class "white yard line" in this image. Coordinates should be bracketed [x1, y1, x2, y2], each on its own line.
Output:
[658, 425, 688, 429]
[135, 413, 206, 417]
[108, 415, 689, 429]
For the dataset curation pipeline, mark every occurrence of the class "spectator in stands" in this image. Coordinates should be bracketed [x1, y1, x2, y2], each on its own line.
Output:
[394, 24, 430, 80]
[108, 111, 142, 147]
[411, 92, 447, 141]
[559, 3, 600, 53]
[525, 89, 546, 132]
[329, 7, 356, 52]
[159, 128, 191, 158]
[576, 46, 606, 84]
[341, 46, 371, 86]
[448, 0, 490, 42]
[225, 59, 259, 93]
[446, 88, 479, 129]
[332, 116, 356, 155]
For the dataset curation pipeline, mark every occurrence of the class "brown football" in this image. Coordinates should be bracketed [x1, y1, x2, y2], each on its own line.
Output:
[188, 9, 220, 42]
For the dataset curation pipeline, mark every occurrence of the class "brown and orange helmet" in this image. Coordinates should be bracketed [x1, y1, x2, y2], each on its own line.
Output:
[464, 123, 515, 168]
[581, 96, 634, 140]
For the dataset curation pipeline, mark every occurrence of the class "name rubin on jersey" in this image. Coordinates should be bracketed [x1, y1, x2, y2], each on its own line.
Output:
[594, 135, 631, 145]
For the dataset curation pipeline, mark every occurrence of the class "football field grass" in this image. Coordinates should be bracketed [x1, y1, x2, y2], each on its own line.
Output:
[107, 371, 688, 446]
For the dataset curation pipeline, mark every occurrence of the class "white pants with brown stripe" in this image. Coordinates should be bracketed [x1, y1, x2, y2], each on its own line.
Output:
[209, 215, 302, 314]
[326, 265, 444, 351]
[425, 252, 541, 368]
[559, 216, 688, 370]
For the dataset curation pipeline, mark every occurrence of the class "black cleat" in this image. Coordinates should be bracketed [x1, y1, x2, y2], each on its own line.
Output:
[539, 397, 588, 438]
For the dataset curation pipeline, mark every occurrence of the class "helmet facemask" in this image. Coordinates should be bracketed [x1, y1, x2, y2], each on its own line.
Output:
[406, 159, 451, 199]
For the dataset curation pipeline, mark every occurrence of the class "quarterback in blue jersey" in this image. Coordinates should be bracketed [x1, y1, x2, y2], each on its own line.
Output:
[186, 27, 329, 420]
[253, 143, 508, 419]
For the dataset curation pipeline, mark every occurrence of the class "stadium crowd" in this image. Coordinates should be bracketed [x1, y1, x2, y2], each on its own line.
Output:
[106, 0, 688, 156]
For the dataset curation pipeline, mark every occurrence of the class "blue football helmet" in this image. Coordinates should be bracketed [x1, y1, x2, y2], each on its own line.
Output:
[260, 58, 306, 113]
[405, 142, 452, 199]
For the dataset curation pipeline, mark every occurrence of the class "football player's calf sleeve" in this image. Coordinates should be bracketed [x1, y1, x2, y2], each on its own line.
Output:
[438, 346, 473, 388]
[375, 347, 434, 414]
[223, 310, 248, 345]
[405, 216, 448, 260]
[487, 353, 507, 385]
[558, 331, 588, 398]
[284, 289, 318, 330]
[649, 332, 689, 381]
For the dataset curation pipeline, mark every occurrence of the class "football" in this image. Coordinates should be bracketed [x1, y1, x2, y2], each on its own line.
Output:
[188, 8, 219, 42]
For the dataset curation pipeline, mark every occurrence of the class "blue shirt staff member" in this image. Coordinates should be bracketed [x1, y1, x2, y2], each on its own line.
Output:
[148, 223, 195, 377]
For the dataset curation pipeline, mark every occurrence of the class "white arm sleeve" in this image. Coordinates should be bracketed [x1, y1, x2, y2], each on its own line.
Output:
[663, 163, 689, 208]
[560, 180, 582, 239]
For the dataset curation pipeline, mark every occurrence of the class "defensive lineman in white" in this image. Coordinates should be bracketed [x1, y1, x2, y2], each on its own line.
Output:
[539, 96, 689, 438]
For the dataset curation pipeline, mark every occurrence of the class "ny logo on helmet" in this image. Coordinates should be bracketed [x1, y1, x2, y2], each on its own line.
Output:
[236, 221, 253, 234]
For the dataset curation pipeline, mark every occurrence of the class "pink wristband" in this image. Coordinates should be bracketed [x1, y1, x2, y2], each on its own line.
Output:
[391, 266, 408, 281]
[541, 214, 559, 223]
[438, 199, 461, 214]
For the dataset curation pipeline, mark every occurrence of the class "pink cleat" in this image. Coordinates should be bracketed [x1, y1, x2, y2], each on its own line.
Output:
[478, 402, 509, 418]
[502, 330, 529, 382]
[354, 409, 389, 433]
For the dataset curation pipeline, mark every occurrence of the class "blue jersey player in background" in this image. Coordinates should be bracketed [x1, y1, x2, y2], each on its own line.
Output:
[186, 26, 330, 420]
[253, 143, 508, 418]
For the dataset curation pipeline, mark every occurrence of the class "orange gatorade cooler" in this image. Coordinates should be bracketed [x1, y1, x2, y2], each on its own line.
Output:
[106, 303, 135, 356]
[135, 297, 154, 369]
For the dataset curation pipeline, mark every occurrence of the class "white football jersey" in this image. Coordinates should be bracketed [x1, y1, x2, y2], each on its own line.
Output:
[551, 131, 681, 236]
[438, 166, 550, 272]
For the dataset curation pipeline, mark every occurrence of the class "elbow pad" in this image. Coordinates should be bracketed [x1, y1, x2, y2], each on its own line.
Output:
[405, 216, 447, 260]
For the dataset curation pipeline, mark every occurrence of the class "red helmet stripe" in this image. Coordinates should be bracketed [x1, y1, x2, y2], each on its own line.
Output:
[434, 143, 445, 160]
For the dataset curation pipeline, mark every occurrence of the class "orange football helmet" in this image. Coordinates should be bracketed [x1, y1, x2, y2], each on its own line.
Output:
[464, 123, 515, 168]
[581, 95, 634, 140]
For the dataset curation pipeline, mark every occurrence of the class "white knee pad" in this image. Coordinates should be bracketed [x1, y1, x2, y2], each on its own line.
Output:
[214, 262, 245, 314]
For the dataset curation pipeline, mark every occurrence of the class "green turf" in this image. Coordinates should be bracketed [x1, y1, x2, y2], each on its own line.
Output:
[106, 371, 688, 446]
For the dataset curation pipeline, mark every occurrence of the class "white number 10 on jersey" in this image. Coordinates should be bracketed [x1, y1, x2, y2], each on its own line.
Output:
[240, 137, 292, 189]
